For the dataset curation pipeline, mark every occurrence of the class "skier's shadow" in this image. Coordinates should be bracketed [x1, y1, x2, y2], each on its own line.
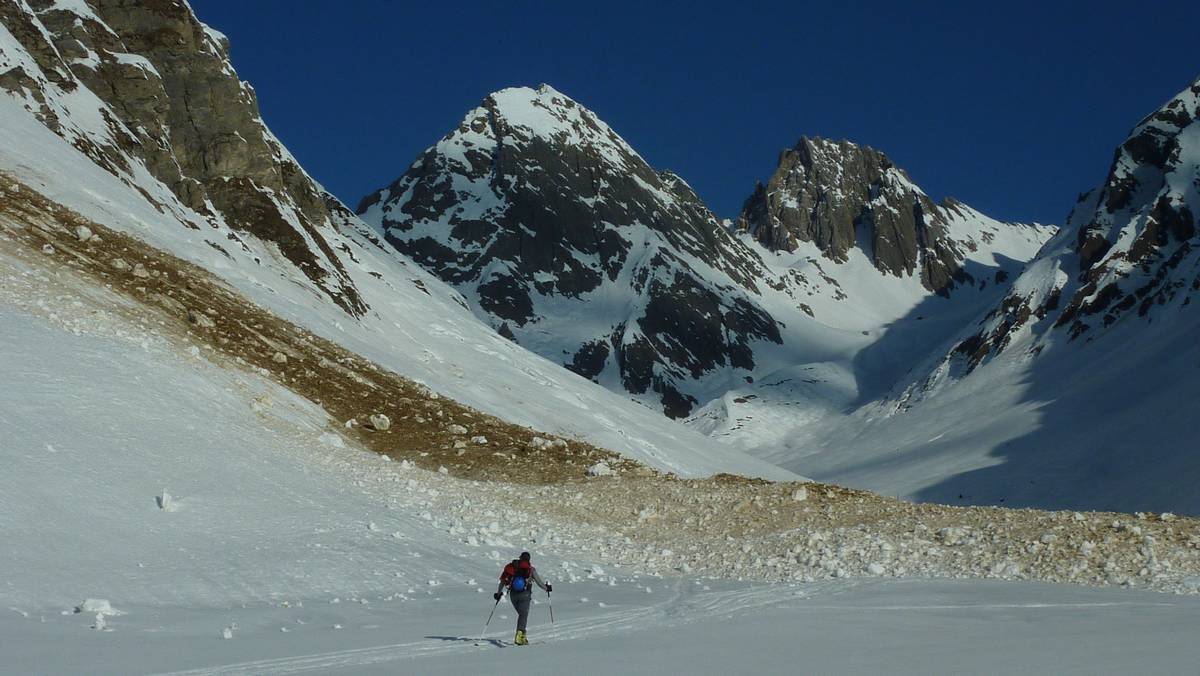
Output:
[426, 635, 505, 647]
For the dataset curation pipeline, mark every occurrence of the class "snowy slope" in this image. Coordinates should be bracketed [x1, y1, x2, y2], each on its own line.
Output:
[3, 261, 1198, 676]
[682, 204, 1053, 455]
[739, 77, 1200, 514]
[0, 2, 789, 480]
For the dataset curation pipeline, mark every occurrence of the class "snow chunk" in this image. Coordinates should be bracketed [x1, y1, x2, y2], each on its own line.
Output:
[318, 432, 345, 448]
[586, 461, 615, 477]
[75, 599, 122, 616]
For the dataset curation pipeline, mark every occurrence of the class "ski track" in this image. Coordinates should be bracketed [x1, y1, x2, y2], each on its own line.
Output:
[145, 584, 1183, 676]
[147, 580, 792, 676]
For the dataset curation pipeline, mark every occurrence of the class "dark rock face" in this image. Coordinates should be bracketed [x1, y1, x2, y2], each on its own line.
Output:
[735, 137, 969, 295]
[950, 76, 1200, 371]
[0, 0, 365, 315]
[358, 86, 784, 416]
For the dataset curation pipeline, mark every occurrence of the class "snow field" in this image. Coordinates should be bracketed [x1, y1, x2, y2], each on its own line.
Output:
[3, 199, 1200, 675]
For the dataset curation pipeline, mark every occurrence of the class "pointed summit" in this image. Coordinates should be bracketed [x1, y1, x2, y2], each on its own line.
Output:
[357, 86, 782, 417]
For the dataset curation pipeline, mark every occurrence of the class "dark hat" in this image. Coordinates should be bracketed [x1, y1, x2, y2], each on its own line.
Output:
[519, 551, 531, 561]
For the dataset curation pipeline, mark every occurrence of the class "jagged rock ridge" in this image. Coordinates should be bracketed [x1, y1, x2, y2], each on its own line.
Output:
[947, 76, 1200, 371]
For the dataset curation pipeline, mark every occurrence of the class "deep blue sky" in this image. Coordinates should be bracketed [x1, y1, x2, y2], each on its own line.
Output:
[190, 1, 1199, 224]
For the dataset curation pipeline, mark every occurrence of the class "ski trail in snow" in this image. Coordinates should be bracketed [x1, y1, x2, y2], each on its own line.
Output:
[148, 580, 792, 676]
[795, 601, 1180, 611]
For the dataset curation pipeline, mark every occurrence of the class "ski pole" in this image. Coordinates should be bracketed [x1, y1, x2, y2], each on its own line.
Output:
[481, 594, 502, 639]
[547, 590, 554, 624]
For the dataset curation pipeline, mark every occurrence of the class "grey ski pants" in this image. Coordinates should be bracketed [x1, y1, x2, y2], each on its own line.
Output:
[510, 590, 532, 631]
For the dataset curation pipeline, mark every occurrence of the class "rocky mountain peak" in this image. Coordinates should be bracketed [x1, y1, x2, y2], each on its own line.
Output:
[736, 136, 981, 294]
[358, 85, 785, 417]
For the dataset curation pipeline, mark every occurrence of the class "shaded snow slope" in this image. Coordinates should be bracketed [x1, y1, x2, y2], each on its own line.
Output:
[734, 76, 1200, 514]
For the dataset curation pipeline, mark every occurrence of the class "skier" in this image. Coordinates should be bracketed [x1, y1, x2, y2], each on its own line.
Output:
[493, 551, 552, 645]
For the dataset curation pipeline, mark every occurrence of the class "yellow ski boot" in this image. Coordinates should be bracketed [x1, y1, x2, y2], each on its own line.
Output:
[514, 629, 528, 646]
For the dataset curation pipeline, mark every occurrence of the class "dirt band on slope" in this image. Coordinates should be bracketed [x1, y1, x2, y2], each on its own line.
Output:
[3, 172, 1199, 594]
[0, 173, 641, 484]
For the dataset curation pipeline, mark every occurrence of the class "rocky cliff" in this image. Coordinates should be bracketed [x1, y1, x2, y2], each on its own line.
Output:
[736, 137, 1046, 296]
[0, 0, 364, 314]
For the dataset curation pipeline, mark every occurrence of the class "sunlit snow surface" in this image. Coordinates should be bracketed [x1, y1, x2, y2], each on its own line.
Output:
[3, 305, 1198, 676]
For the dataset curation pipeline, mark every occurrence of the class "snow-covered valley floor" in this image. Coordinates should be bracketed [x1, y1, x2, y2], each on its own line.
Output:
[6, 577, 1200, 676]
[3, 206, 1200, 674]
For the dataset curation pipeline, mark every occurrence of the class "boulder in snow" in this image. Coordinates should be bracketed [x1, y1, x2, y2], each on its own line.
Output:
[187, 309, 215, 328]
[74, 225, 93, 242]
[366, 413, 391, 431]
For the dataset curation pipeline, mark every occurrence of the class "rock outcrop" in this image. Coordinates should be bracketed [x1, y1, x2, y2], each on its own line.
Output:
[736, 137, 1037, 296]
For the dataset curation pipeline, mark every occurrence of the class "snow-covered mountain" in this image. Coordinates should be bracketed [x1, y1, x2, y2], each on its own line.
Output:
[358, 87, 1051, 419]
[4, 6, 1200, 672]
[746, 76, 1200, 514]
[0, 0, 788, 480]
[946, 76, 1200, 368]
[358, 85, 793, 417]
